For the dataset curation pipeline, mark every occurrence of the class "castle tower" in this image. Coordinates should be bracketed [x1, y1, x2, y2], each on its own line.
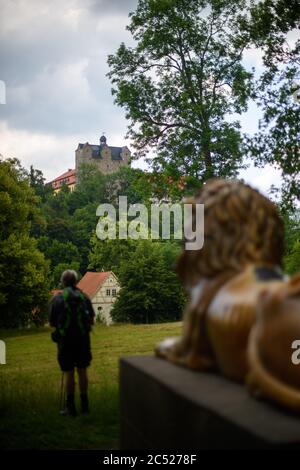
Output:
[100, 134, 107, 146]
[75, 134, 131, 174]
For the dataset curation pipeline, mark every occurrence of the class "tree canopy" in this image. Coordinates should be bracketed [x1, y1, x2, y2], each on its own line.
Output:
[0, 158, 49, 327]
[245, 0, 300, 209]
[108, 0, 300, 206]
[110, 240, 186, 323]
[108, 0, 253, 181]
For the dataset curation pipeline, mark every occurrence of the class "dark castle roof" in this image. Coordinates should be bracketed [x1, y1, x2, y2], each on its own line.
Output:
[77, 143, 125, 161]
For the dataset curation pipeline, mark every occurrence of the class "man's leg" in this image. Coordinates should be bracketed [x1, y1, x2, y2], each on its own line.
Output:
[65, 370, 75, 395]
[77, 368, 89, 413]
[64, 369, 77, 417]
[77, 367, 88, 394]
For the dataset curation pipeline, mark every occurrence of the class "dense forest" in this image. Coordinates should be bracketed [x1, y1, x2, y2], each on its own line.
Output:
[0, 156, 299, 328]
[0, 159, 191, 327]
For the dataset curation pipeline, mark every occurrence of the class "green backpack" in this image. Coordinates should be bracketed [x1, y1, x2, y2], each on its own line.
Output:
[58, 288, 90, 337]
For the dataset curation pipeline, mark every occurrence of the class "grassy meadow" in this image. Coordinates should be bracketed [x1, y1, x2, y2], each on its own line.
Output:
[0, 322, 181, 450]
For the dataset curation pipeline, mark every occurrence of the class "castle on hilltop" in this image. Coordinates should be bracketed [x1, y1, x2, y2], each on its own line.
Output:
[76, 134, 131, 174]
[50, 134, 131, 192]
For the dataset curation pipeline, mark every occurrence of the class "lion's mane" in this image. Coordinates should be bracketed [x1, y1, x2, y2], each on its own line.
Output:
[177, 179, 284, 286]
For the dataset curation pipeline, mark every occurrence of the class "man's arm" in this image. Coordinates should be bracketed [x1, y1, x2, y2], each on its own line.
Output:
[49, 296, 62, 327]
[85, 296, 95, 325]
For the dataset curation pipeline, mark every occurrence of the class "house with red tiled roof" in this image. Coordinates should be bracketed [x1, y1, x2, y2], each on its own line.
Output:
[49, 168, 76, 193]
[77, 271, 120, 325]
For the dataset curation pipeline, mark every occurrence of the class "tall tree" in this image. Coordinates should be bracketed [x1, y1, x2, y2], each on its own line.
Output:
[246, 0, 300, 209]
[0, 158, 49, 327]
[28, 165, 53, 202]
[108, 0, 253, 181]
[111, 240, 185, 323]
[89, 233, 137, 277]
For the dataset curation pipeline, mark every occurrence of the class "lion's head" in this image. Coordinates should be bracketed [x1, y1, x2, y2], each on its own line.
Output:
[177, 179, 284, 287]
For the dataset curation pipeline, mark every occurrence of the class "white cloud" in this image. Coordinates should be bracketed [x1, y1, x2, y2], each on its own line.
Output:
[0, 122, 75, 180]
[0, 0, 135, 139]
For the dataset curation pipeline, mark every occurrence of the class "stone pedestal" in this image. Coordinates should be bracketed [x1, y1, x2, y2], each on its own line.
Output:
[120, 355, 300, 449]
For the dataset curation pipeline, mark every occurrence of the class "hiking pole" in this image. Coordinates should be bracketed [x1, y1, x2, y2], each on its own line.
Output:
[59, 372, 65, 414]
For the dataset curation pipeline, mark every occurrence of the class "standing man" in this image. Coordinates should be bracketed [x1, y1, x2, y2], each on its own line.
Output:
[49, 270, 95, 417]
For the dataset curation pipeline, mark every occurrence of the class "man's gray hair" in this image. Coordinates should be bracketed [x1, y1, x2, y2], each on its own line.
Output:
[61, 269, 78, 288]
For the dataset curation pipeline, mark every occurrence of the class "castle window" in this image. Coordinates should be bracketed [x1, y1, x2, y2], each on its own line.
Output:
[106, 289, 111, 296]
[112, 289, 117, 297]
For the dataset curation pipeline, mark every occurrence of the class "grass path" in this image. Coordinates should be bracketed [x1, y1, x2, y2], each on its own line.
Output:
[0, 322, 181, 449]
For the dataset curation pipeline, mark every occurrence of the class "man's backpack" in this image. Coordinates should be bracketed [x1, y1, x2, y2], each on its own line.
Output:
[57, 288, 91, 338]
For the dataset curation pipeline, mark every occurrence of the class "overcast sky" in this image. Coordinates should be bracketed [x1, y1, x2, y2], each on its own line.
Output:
[0, 0, 286, 194]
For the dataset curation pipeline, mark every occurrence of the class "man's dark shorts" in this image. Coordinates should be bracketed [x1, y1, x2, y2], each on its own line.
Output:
[58, 334, 92, 372]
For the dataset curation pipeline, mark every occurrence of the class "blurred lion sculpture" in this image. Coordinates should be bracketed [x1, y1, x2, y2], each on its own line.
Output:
[155, 179, 300, 412]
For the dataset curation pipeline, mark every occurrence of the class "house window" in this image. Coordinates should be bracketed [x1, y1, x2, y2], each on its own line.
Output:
[106, 289, 111, 296]
[112, 289, 117, 297]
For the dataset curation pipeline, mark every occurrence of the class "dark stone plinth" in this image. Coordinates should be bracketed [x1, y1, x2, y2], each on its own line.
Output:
[120, 355, 300, 449]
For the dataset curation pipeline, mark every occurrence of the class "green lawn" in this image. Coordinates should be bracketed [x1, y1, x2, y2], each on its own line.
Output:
[0, 322, 181, 450]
